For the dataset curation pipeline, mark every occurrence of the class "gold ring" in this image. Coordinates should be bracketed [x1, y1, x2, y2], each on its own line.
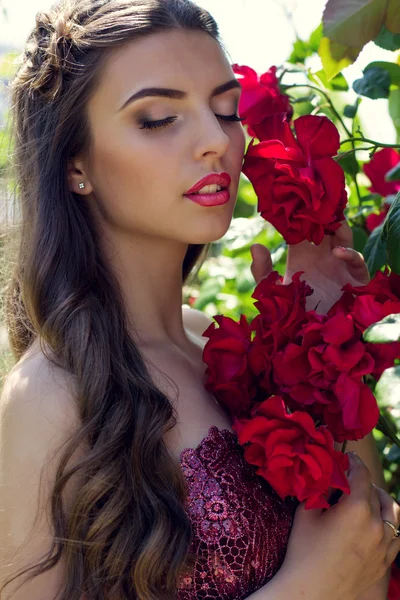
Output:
[383, 520, 400, 539]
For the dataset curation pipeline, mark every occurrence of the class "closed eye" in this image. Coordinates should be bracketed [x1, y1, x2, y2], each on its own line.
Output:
[138, 114, 245, 131]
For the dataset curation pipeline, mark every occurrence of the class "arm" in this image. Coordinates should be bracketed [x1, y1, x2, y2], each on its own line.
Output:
[0, 351, 85, 600]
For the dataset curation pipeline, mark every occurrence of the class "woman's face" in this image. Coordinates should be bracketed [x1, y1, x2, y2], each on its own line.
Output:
[77, 28, 245, 246]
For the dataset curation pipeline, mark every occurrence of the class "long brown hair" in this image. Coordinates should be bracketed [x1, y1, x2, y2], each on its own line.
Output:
[2, 1, 224, 597]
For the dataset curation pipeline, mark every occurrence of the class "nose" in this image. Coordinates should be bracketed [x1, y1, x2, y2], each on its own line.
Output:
[192, 109, 231, 161]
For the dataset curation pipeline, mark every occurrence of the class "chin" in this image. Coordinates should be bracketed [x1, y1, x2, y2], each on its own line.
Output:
[186, 211, 233, 244]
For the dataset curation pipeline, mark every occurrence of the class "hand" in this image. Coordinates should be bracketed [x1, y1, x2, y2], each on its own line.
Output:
[277, 453, 400, 600]
[250, 220, 370, 315]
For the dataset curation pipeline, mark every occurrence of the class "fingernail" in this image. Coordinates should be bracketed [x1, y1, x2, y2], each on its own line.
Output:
[334, 245, 347, 251]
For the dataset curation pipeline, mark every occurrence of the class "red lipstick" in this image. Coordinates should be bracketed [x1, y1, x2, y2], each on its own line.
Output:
[184, 172, 231, 207]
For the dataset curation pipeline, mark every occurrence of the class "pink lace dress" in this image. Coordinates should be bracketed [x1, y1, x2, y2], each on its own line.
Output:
[176, 426, 299, 599]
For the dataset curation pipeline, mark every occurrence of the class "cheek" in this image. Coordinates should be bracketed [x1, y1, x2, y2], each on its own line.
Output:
[89, 133, 176, 232]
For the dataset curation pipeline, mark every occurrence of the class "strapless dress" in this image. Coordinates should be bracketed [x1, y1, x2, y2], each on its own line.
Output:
[176, 425, 299, 599]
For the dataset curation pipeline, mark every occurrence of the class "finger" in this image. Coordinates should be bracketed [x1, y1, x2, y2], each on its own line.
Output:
[374, 486, 400, 561]
[332, 219, 354, 248]
[250, 244, 273, 285]
[331, 246, 370, 285]
[374, 485, 400, 529]
[370, 482, 383, 521]
[344, 452, 373, 503]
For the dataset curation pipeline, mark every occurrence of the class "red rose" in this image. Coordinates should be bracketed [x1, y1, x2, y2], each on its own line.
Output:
[273, 312, 378, 441]
[202, 314, 258, 416]
[336, 271, 400, 378]
[232, 396, 350, 509]
[242, 113, 348, 245]
[249, 271, 312, 391]
[232, 64, 293, 137]
[327, 373, 380, 443]
[251, 270, 312, 347]
[363, 147, 400, 198]
[365, 203, 390, 232]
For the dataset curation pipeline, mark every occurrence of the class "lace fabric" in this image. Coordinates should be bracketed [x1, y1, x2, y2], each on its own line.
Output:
[176, 426, 298, 599]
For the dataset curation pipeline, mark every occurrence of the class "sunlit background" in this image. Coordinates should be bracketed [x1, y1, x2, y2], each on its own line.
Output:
[0, 0, 398, 143]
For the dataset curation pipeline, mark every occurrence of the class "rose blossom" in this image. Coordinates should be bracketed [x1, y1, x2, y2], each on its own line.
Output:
[249, 271, 312, 391]
[202, 314, 258, 416]
[232, 64, 293, 137]
[365, 202, 390, 233]
[272, 311, 379, 442]
[242, 113, 348, 245]
[329, 270, 400, 378]
[232, 396, 350, 509]
[363, 147, 400, 198]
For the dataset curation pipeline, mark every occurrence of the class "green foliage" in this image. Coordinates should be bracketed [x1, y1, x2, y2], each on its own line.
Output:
[375, 367, 400, 411]
[364, 314, 400, 343]
[363, 60, 400, 87]
[386, 161, 400, 181]
[363, 223, 387, 275]
[374, 24, 400, 51]
[353, 66, 391, 99]
[318, 36, 361, 80]
[322, 0, 396, 48]
[288, 24, 323, 65]
[389, 89, 400, 141]
[382, 192, 400, 273]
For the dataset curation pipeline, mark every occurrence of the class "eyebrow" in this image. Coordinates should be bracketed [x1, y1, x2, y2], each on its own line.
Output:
[118, 78, 242, 112]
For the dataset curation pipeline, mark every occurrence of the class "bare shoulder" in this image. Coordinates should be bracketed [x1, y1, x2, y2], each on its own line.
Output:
[182, 305, 214, 339]
[1, 340, 79, 435]
[0, 343, 84, 599]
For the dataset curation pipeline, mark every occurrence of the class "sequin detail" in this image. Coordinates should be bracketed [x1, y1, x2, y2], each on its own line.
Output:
[177, 426, 298, 599]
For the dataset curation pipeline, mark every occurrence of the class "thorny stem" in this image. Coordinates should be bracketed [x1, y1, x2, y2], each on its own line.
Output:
[284, 83, 352, 137]
[340, 136, 400, 149]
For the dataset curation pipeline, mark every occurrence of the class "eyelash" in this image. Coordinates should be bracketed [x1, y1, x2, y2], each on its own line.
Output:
[139, 114, 245, 130]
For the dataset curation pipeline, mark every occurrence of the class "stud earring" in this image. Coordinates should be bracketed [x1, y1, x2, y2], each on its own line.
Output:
[78, 182, 85, 189]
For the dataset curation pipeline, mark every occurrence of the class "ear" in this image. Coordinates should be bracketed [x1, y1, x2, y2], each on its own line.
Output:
[67, 157, 94, 195]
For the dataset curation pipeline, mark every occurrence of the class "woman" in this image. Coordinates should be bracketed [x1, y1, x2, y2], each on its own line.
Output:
[0, 0, 399, 598]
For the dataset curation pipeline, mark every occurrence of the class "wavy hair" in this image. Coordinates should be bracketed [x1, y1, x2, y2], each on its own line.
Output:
[2, 0, 223, 598]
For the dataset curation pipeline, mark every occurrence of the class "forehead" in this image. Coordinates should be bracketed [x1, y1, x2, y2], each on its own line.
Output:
[91, 29, 233, 113]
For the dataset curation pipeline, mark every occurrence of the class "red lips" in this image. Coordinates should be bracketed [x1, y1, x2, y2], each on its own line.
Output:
[185, 172, 231, 194]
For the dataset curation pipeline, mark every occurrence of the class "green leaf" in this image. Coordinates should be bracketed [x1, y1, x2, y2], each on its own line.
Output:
[386, 0, 400, 34]
[318, 37, 361, 80]
[288, 38, 313, 64]
[323, 0, 388, 48]
[344, 104, 358, 118]
[337, 152, 360, 175]
[375, 366, 400, 411]
[313, 69, 349, 91]
[352, 225, 368, 253]
[353, 67, 391, 99]
[309, 24, 324, 52]
[374, 24, 400, 50]
[364, 314, 400, 343]
[389, 89, 400, 133]
[382, 191, 400, 273]
[385, 162, 400, 182]
[363, 222, 387, 275]
[375, 411, 400, 447]
[364, 61, 400, 86]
